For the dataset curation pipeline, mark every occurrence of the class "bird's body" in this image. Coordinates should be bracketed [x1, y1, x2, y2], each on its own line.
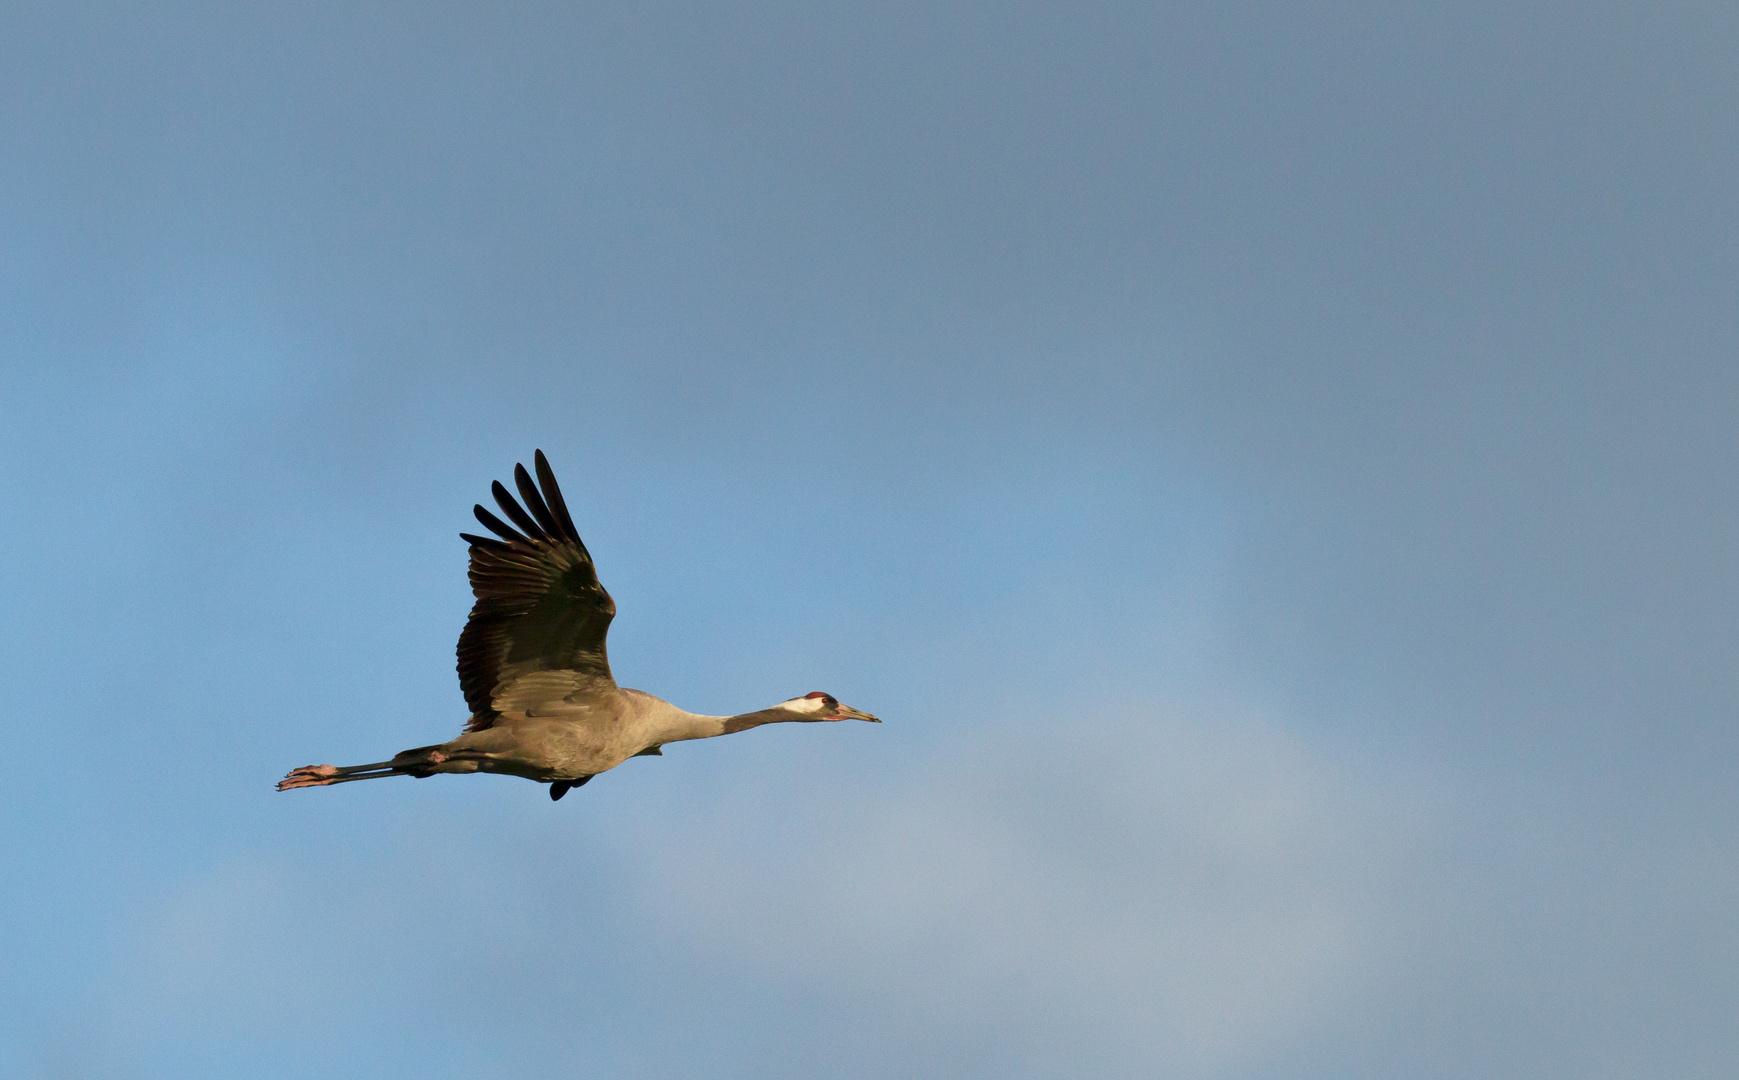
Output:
[280, 452, 878, 800]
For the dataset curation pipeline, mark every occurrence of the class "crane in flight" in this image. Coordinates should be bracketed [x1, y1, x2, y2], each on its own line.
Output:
[279, 451, 879, 801]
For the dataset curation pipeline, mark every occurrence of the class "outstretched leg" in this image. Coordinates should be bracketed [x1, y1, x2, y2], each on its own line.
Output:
[277, 744, 463, 791]
[278, 761, 399, 790]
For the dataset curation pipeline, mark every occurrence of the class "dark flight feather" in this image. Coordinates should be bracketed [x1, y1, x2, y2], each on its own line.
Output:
[472, 504, 527, 543]
[458, 532, 514, 555]
[492, 479, 551, 542]
[456, 452, 616, 731]
[514, 462, 565, 539]
[534, 451, 584, 546]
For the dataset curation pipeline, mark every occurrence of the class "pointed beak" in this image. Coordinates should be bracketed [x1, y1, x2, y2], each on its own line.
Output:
[831, 705, 881, 723]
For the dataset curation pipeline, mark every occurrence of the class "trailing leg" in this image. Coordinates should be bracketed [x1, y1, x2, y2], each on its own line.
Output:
[277, 743, 472, 791]
[277, 760, 400, 790]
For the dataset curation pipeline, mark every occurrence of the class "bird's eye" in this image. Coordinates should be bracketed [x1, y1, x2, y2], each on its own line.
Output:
[825, 696, 837, 706]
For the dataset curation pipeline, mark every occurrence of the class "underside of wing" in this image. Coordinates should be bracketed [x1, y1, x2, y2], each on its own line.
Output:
[456, 451, 616, 731]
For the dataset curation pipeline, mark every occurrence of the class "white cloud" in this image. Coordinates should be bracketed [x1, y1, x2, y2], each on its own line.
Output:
[87, 699, 1736, 1080]
[624, 701, 1434, 1075]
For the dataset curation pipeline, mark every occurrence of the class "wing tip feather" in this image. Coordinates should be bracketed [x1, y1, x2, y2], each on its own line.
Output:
[460, 531, 515, 553]
[513, 462, 566, 541]
[532, 450, 582, 543]
[472, 504, 532, 545]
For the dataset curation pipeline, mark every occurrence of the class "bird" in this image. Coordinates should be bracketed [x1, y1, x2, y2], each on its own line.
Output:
[278, 451, 879, 801]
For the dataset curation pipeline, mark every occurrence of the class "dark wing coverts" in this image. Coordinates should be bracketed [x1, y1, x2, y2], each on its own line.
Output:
[457, 451, 615, 731]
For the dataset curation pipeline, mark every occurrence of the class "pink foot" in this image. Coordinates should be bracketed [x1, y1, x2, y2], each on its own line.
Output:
[277, 764, 338, 791]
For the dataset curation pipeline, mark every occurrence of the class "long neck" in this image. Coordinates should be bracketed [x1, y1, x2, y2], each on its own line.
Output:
[720, 707, 801, 734]
[632, 692, 796, 743]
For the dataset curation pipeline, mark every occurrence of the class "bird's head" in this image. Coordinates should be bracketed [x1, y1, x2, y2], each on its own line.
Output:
[780, 691, 880, 723]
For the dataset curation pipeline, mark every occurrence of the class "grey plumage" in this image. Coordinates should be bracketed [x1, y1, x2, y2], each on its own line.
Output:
[278, 452, 879, 800]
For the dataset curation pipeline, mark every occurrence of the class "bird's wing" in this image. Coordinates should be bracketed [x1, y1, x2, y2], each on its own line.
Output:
[456, 451, 616, 731]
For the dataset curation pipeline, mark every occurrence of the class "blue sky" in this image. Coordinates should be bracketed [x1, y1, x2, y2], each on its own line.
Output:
[2, 3, 1735, 1077]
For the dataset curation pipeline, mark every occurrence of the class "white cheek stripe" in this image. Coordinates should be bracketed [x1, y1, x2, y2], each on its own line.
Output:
[783, 696, 829, 714]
